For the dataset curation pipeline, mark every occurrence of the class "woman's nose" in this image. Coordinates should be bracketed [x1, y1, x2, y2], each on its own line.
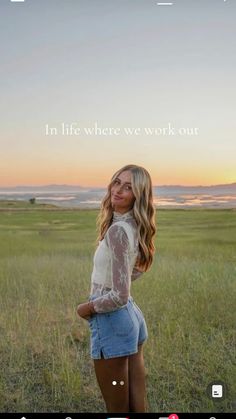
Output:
[116, 184, 123, 193]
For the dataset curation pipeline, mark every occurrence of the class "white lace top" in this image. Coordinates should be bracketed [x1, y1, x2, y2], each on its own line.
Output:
[90, 209, 143, 313]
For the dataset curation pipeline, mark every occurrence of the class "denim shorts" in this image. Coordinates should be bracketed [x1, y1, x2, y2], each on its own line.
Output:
[87, 296, 148, 359]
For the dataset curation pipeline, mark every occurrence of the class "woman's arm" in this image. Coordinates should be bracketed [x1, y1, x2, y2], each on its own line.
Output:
[91, 223, 132, 313]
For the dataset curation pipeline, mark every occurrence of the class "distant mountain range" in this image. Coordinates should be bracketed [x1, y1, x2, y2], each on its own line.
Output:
[0, 182, 235, 194]
[0, 183, 235, 208]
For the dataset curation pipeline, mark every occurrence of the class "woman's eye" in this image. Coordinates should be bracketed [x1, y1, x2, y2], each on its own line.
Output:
[112, 180, 131, 191]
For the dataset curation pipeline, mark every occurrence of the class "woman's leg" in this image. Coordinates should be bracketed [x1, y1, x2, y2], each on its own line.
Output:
[94, 355, 129, 412]
[128, 344, 148, 412]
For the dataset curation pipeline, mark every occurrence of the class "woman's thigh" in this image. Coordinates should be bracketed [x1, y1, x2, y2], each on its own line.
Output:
[128, 343, 147, 412]
[94, 356, 129, 412]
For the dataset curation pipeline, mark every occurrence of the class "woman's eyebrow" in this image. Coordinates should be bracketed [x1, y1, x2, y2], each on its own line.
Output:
[115, 177, 131, 185]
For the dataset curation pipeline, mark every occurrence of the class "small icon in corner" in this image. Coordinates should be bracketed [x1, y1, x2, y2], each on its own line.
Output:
[212, 384, 223, 398]
[206, 380, 226, 400]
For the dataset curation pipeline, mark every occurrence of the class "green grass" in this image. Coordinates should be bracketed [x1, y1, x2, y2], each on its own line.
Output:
[0, 201, 235, 412]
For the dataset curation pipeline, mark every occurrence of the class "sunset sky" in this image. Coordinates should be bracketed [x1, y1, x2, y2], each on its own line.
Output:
[1, 0, 235, 187]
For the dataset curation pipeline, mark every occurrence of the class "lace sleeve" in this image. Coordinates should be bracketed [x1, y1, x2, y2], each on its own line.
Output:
[92, 223, 131, 313]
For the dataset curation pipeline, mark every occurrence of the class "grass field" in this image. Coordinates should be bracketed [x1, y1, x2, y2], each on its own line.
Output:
[0, 201, 235, 413]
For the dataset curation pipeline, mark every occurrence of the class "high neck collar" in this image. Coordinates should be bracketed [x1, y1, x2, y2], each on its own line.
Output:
[113, 209, 134, 221]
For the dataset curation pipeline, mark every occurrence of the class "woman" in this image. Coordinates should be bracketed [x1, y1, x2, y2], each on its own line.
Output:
[77, 164, 156, 413]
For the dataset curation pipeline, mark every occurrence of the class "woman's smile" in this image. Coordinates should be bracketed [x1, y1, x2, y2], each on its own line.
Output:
[113, 194, 123, 200]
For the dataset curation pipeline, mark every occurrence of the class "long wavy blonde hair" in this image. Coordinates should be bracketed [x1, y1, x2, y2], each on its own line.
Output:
[96, 164, 156, 272]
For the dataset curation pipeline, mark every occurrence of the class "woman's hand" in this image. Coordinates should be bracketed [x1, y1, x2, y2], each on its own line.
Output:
[77, 301, 96, 320]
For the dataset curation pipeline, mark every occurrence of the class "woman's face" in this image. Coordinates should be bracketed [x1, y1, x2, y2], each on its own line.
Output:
[110, 170, 135, 214]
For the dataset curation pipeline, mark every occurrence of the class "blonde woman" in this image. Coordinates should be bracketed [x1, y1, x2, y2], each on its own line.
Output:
[77, 164, 156, 413]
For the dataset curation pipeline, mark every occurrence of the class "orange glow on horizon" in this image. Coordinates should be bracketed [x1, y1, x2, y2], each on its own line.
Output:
[0, 173, 235, 188]
[1, 156, 235, 188]
[0, 160, 235, 188]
